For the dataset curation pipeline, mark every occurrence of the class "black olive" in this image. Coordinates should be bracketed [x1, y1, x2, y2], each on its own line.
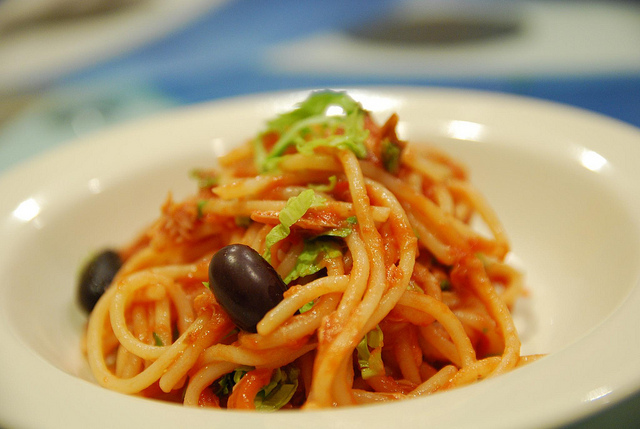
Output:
[77, 249, 122, 314]
[208, 244, 287, 332]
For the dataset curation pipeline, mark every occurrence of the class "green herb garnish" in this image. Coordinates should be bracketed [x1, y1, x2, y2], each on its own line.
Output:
[298, 300, 315, 313]
[381, 138, 403, 173]
[356, 325, 385, 379]
[214, 366, 300, 411]
[309, 175, 338, 192]
[254, 367, 300, 411]
[214, 366, 252, 396]
[263, 189, 325, 261]
[196, 200, 207, 219]
[234, 216, 252, 228]
[190, 169, 218, 188]
[152, 332, 164, 347]
[283, 238, 342, 284]
[254, 91, 370, 172]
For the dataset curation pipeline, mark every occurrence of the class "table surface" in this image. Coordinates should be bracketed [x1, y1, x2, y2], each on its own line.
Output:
[0, 1, 639, 427]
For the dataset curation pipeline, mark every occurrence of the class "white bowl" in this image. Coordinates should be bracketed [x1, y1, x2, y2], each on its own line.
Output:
[1, 87, 639, 428]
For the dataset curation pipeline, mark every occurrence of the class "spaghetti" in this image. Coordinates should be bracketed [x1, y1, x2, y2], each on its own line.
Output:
[81, 91, 541, 410]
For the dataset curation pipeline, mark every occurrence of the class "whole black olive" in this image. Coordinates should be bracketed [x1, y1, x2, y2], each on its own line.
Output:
[208, 244, 287, 332]
[77, 249, 122, 314]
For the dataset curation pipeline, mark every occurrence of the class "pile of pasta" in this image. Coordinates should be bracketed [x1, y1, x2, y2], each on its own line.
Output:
[83, 91, 541, 410]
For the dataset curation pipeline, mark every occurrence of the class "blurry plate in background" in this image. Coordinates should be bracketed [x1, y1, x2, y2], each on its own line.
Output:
[266, 1, 640, 79]
[0, 0, 231, 93]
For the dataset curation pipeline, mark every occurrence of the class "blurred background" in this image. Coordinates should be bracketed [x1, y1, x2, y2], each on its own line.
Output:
[0, 0, 639, 426]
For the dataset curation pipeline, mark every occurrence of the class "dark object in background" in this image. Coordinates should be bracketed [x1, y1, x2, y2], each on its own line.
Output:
[347, 1, 522, 46]
[347, 15, 521, 45]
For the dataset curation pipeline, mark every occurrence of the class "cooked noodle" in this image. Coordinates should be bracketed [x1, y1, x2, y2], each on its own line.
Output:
[82, 91, 542, 410]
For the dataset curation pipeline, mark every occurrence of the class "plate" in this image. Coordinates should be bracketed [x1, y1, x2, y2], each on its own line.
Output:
[0, 0, 231, 92]
[1, 87, 640, 428]
[266, 2, 640, 79]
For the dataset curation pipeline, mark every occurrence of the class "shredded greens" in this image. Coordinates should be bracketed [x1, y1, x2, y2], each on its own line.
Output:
[254, 91, 370, 172]
[214, 366, 299, 411]
[406, 280, 422, 293]
[152, 332, 164, 347]
[254, 367, 300, 411]
[298, 300, 315, 314]
[356, 326, 385, 379]
[345, 215, 358, 225]
[308, 175, 338, 192]
[234, 215, 252, 228]
[214, 366, 252, 396]
[440, 278, 452, 291]
[475, 252, 493, 268]
[196, 200, 207, 220]
[381, 138, 403, 173]
[283, 238, 343, 285]
[321, 215, 358, 239]
[263, 189, 325, 262]
[190, 168, 218, 188]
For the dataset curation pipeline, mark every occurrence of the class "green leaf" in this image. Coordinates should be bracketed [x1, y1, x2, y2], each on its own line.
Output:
[283, 238, 343, 284]
[214, 366, 300, 410]
[298, 300, 315, 313]
[406, 280, 422, 293]
[254, 367, 300, 411]
[196, 200, 207, 219]
[251, 136, 268, 171]
[257, 91, 370, 172]
[381, 138, 402, 173]
[356, 326, 385, 379]
[475, 252, 491, 267]
[263, 189, 325, 261]
[152, 332, 164, 347]
[314, 216, 357, 239]
[319, 227, 352, 238]
[308, 175, 337, 192]
[234, 216, 252, 228]
[214, 366, 253, 397]
[266, 91, 361, 135]
[190, 169, 218, 188]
